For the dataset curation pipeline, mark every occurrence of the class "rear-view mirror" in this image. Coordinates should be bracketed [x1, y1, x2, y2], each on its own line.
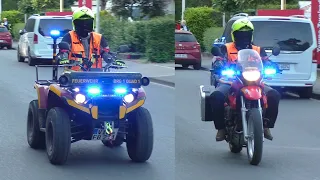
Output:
[272, 46, 280, 56]
[58, 42, 70, 50]
[211, 46, 222, 56]
[19, 29, 24, 35]
[220, 45, 227, 55]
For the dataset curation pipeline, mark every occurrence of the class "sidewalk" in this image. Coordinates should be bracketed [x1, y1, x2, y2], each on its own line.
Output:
[119, 60, 175, 87]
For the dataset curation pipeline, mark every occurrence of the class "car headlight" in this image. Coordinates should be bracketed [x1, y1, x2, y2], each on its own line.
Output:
[124, 94, 134, 103]
[75, 94, 86, 104]
[242, 70, 261, 81]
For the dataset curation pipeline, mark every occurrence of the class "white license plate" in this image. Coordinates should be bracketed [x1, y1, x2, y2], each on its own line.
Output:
[175, 54, 187, 58]
[278, 63, 290, 70]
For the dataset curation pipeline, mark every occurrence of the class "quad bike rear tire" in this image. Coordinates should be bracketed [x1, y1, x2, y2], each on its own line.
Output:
[27, 100, 45, 149]
[126, 107, 153, 162]
[45, 107, 71, 165]
[102, 134, 124, 147]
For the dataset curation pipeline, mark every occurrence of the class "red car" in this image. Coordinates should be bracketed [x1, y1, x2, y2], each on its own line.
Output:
[0, 26, 13, 49]
[175, 30, 201, 70]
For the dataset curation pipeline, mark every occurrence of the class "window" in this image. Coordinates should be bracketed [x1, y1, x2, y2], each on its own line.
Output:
[223, 20, 313, 51]
[38, 19, 72, 37]
[0, 27, 8, 32]
[25, 19, 36, 32]
[175, 33, 197, 42]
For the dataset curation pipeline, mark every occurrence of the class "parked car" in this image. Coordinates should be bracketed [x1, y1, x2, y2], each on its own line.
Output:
[17, 14, 72, 66]
[213, 13, 317, 98]
[0, 25, 13, 49]
[175, 30, 202, 70]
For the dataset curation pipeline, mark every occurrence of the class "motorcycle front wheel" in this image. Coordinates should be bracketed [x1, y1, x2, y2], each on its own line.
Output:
[246, 108, 263, 165]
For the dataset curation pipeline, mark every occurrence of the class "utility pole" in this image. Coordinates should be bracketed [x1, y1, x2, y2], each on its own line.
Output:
[281, 0, 286, 10]
[0, 0, 2, 19]
[182, 0, 185, 20]
[96, 0, 100, 33]
[60, 0, 64, 12]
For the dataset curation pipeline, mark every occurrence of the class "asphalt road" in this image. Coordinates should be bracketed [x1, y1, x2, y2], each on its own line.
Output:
[175, 67, 320, 180]
[0, 49, 174, 180]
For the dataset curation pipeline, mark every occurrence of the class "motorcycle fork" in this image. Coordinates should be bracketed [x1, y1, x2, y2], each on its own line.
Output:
[240, 96, 263, 143]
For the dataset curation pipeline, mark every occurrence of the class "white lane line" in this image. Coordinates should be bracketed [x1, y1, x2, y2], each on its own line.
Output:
[150, 82, 175, 89]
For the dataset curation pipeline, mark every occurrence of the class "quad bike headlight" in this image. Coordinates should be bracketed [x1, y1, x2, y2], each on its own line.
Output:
[124, 94, 134, 103]
[75, 93, 86, 104]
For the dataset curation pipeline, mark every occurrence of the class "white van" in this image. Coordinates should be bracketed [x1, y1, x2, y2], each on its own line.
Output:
[17, 15, 72, 66]
[217, 14, 317, 98]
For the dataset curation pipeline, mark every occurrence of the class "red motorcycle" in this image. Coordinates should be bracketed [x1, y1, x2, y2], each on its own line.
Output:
[200, 47, 281, 165]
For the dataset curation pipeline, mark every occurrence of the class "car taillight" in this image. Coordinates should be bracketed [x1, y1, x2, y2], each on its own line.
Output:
[33, 34, 38, 44]
[193, 43, 200, 49]
[312, 48, 318, 63]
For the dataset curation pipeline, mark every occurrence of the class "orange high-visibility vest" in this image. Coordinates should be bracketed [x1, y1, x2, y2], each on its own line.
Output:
[68, 31, 102, 71]
[225, 42, 260, 62]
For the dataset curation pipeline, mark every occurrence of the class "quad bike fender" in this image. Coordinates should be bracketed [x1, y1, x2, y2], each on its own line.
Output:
[241, 86, 262, 100]
[119, 87, 146, 119]
[34, 84, 50, 109]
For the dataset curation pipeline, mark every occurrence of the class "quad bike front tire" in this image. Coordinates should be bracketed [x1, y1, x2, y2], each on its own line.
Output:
[27, 100, 45, 149]
[247, 108, 263, 165]
[45, 107, 71, 165]
[126, 107, 153, 162]
[102, 134, 124, 147]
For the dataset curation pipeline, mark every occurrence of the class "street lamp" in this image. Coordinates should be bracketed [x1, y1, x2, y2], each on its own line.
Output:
[182, 0, 185, 20]
[281, 0, 286, 10]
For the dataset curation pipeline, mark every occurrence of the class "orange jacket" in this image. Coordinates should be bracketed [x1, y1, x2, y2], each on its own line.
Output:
[68, 31, 103, 71]
[225, 42, 261, 62]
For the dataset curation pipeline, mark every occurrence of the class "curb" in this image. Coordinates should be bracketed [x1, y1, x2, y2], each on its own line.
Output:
[149, 77, 175, 87]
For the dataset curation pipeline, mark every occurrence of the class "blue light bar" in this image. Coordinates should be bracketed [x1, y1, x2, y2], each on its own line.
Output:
[87, 86, 101, 95]
[264, 68, 276, 75]
[50, 30, 60, 37]
[221, 69, 235, 77]
[114, 87, 127, 95]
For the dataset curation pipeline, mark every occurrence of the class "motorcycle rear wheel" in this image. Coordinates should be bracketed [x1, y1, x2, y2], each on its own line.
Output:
[246, 108, 263, 165]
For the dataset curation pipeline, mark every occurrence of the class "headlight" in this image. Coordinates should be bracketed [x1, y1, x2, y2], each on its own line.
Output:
[264, 68, 276, 76]
[242, 70, 261, 81]
[75, 94, 86, 104]
[124, 94, 134, 103]
[221, 69, 235, 77]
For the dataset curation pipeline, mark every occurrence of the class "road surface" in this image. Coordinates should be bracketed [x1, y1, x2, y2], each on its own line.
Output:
[0, 49, 174, 180]
[176, 67, 320, 180]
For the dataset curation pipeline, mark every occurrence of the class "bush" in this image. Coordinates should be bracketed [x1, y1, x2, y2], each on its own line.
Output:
[0, 10, 24, 25]
[203, 27, 224, 53]
[100, 15, 174, 63]
[145, 16, 175, 62]
[12, 23, 25, 40]
[184, 7, 216, 51]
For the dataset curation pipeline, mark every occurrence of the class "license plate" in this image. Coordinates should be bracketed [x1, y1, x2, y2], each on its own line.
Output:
[91, 128, 106, 140]
[175, 54, 187, 58]
[278, 63, 290, 70]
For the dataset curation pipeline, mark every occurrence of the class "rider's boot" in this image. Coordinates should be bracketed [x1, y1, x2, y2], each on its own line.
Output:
[216, 129, 226, 141]
[264, 128, 273, 141]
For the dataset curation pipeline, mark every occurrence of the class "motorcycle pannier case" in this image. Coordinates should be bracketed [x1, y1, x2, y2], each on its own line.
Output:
[199, 85, 214, 121]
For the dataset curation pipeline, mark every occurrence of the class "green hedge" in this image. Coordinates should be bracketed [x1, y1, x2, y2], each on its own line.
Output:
[100, 15, 174, 63]
[203, 27, 224, 53]
[12, 23, 25, 41]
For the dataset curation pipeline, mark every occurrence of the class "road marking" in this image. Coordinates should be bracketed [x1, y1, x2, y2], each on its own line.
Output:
[152, 64, 175, 70]
[151, 82, 175, 89]
[265, 145, 320, 151]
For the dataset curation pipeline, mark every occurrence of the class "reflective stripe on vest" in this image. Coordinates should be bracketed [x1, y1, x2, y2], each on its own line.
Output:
[225, 43, 260, 62]
[68, 31, 103, 71]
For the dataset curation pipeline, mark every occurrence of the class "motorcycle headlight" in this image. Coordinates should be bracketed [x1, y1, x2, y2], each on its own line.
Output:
[75, 94, 86, 104]
[242, 70, 261, 81]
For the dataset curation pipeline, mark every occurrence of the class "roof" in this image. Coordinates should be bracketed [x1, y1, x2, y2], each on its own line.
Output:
[29, 15, 72, 19]
[229, 15, 311, 23]
[175, 29, 192, 34]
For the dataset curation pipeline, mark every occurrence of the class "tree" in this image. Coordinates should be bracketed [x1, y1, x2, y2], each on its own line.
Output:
[18, 0, 37, 14]
[101, 0, 108, 10]
[3, 0, 19, 11]
[111, 0, 168, 19]
[186, 0, 212, 8]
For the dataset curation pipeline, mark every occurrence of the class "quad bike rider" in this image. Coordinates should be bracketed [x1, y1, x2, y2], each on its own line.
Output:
[26, 7, 153, 165]
[209, 18, 281, 142]
[57, 6, 124, 71]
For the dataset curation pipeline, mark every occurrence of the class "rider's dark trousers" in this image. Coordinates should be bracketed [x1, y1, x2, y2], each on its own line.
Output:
[209, 83, 281, 130]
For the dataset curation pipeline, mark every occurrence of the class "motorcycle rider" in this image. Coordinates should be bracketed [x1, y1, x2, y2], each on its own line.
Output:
[57, 6, 124, 70]
[210, 18, 281, 141]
